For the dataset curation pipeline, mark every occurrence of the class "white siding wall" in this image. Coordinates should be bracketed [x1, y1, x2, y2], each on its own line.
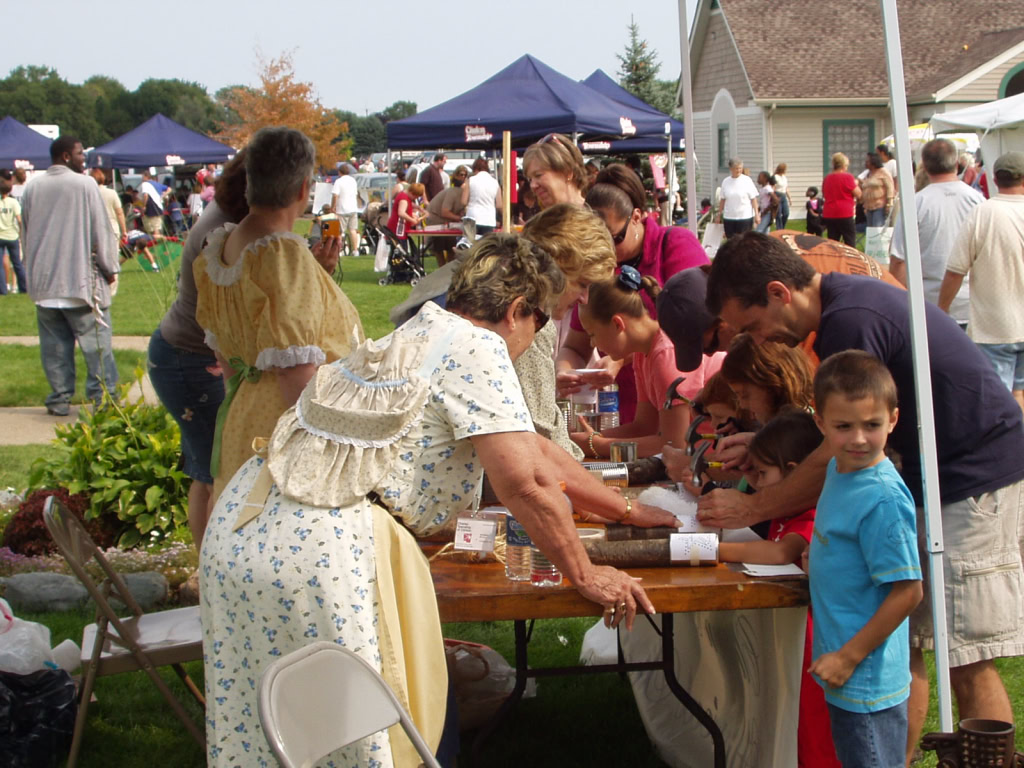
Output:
[944, 50, 1024, 102]
[736, 108, 766, 176]
[690, 114, 714, 203]
[768, 107, 892, 220]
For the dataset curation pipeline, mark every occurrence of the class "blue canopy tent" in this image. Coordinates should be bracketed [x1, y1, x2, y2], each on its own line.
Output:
[385, 54, 643, 149]
[578, 70, 685, 154]
[0, 116, 53, 170]
[89, 113, 234, 169]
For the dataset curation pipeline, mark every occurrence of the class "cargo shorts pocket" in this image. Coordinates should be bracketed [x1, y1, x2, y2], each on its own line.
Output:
[950, 548, 1024, 646]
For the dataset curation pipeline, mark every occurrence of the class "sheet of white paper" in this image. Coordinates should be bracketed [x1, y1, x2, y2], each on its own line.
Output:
[741, 563, 806, 578]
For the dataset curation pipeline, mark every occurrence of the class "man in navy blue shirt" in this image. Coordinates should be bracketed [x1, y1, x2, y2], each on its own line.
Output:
[700, 231, 1024, 763]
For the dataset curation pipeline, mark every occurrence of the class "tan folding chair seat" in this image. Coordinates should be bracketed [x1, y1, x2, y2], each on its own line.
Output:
[43, 496, 205, 768]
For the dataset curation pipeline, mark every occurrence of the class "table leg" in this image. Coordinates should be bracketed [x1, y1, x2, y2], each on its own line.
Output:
[660, 613, 726, 768]
[470, 619, 530, 761]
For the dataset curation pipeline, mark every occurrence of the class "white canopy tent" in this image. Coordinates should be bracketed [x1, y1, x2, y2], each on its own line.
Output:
[930, 92, 1024, 183]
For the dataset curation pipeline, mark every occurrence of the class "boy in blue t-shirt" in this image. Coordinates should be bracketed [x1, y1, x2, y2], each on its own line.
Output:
[808, 350, 922, 766]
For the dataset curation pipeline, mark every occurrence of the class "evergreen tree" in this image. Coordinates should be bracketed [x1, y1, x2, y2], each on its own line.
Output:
[617, 17, 661, 108]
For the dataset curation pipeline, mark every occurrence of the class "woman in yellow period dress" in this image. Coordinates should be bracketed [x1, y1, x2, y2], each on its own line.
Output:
[194, 127, 363, 505]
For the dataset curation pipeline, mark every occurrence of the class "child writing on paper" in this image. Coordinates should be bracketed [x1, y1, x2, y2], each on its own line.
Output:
[571, 265, 724, 459]
[718, 407, 842, 768]
[808, 351, 922, 766]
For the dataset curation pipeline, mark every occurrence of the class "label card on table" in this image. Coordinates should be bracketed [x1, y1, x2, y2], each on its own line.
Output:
[454, 515, 498, 552]
[669, 533, 719, 565]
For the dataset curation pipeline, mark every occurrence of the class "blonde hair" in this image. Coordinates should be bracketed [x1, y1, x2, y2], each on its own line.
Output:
[579, 273, 660, 324]
[831, 153, 849, 171]
[447, 234, 565, 324]
[720, 334, 815, 415]
[521, 203, 615, 285]
[522, 133, 587, 193]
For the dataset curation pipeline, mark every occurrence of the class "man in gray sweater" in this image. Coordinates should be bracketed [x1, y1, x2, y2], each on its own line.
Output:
[22, 136, 119, 415]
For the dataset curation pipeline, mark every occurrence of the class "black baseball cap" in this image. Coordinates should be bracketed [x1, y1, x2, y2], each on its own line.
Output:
[656, 268, 716, 373]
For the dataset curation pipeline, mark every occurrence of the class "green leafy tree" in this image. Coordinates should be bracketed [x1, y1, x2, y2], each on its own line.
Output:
[131, 79, 219, 134]
[0, 66, 103, 145]
[335, 110, 386, 157]
[376, 100, 417, 123]
[616, 19, 679, 116]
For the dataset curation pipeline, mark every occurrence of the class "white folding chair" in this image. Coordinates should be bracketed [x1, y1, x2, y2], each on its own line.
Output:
[258, 640, 441, 768]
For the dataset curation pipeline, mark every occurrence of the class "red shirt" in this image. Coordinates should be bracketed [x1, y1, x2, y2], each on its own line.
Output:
[768, 508, 816, 565]
[821, 172, 858, 218]
[387, 191, 414, 239]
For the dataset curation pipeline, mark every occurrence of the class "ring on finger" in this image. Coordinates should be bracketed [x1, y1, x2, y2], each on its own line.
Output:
[605, 606, 616, 615]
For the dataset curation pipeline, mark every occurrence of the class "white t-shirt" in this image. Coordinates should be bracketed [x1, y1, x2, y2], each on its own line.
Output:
[720, 174, 759, 220]
[947, 193, 1024, 343]
[331, 175, 358, 215]
[890, 181, 983, 324]
[465, 172, 499, 227]
[884, 158, 897, 181]
[774, 174, 789, 195]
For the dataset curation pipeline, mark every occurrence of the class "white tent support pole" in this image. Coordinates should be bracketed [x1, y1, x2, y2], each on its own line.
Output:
[502, 131, 512, 232]
[387, 147, 393, 214]
[666, 125, 674, 222]
[677, 0, 698, 234]
[879, 0, 953, 733]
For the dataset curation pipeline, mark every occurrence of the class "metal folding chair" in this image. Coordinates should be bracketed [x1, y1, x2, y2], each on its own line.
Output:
[258, 640, 441, 768]
[42, 496, 205, 768]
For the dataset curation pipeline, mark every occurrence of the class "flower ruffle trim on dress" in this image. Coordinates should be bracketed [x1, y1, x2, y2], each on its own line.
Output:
[254, 344, 326, 371]
[201, 225, 310, 287]
[267, 333, 433, 508]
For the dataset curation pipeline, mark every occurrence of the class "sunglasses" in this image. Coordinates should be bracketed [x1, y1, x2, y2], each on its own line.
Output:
[611, 218, 630, 246]
[533, 307, 550, 331]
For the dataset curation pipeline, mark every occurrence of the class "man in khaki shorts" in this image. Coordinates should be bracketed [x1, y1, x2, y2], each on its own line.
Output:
[331, 164, 360, 255]
[138, 169, 167, 236]
[697, 232, 1024, 762]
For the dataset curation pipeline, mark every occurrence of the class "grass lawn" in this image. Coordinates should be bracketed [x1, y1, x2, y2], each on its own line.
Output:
[0, 240, 417, 342]
[19, 606, 1022, 768]
[0, 344, 147, 407]
[0, 443, 62, 492]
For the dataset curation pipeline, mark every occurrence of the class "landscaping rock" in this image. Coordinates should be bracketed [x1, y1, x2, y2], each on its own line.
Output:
[0, 488, 22, 510]
[178, 570, 200, 606]
[110, 572, 169, 611]
[2, 572, 88, 613]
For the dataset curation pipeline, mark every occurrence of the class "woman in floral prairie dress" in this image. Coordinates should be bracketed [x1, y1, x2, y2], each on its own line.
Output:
[194, 127, 363, 507]
[200, 235, 675, 768]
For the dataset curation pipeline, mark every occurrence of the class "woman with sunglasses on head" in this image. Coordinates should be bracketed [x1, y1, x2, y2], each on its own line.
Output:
[522, 133, 588, 209]
[556, 164, 708, 423]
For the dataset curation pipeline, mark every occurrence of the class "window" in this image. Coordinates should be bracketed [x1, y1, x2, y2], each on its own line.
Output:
[717, 124, 730, 171]
[823, 120, 875, 176]
[1000, 62, 1024, 99]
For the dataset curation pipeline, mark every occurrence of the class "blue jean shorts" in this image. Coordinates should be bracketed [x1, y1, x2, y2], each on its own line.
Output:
[148, 329, 225, 484]
[827, 700, 907, 768]
[977, 341, 1024, 392]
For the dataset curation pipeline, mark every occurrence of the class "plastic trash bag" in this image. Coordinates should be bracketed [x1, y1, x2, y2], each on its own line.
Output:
[0, 599, 55, 676]
[444, 639, 536, 731]
[579, 619, 618, 666]
[0, 668, 78, 768]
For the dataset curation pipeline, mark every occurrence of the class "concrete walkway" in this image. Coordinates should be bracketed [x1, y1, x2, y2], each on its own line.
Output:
[0, 335, 157, 446]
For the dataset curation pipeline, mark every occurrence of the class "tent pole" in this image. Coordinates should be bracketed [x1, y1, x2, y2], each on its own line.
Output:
[677, 0, 698, 235]
[387, 147, 393, 214]
[879, 0, 953, 733]
[502, 131, 512, 232]
[666, 125, 674, 224]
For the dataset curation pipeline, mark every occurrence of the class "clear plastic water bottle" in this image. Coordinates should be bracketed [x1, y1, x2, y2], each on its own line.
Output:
[505, 514, 532, 581]
[530, 494, 569, 587]
[530, 548, 562, 587]
[598, 384, 620, 431]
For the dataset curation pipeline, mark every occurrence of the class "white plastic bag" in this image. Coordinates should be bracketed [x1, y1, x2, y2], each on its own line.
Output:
[374, 236, 389, 273]
[444, 639, 536, 731]
[579, 619, 618, 666]
[865, 226, 894, 265]
[0, 598, 56, 675]
[701, 222, 725, 259]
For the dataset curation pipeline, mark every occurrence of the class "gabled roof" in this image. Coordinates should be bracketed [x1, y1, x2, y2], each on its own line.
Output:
[701, 0, 1024, 103]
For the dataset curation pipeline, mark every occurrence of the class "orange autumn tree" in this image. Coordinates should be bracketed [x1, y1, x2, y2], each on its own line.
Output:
[217, 51, 350, 171]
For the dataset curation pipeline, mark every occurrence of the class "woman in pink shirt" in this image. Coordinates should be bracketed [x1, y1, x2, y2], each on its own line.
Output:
[570, 265, 723, 459]
[557, 164, 709, 423]
[821, 152, 862, 246]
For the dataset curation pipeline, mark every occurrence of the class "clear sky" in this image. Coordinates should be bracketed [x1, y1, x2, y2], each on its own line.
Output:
[6, 0, 696, 116]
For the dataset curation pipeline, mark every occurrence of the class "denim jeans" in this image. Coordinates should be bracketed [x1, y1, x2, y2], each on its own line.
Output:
[148, 328, 225, 483]
[865, 207, 887, 227]
[827, 700, 908, 768]
[977, 340, 1024, 392]
[0, 238, 27, 294]
[757, 212, 773, 232]
[775, 194, 790, 229]
[35, 304, 118, 409]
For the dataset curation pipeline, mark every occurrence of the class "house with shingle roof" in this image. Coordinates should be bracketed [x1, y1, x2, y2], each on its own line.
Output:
[687, 0, 1024, 216]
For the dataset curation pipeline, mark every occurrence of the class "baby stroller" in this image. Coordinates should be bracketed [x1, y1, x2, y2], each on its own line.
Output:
[377, 226, 426, 286]
[362, 202, 387, 257]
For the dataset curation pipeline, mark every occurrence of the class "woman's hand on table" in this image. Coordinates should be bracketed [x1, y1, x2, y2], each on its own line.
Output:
[577, 565, 653, 631]
[628, 501, 678, 528]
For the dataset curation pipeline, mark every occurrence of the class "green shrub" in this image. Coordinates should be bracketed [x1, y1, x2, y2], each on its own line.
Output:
[28, 370, 190, 547]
